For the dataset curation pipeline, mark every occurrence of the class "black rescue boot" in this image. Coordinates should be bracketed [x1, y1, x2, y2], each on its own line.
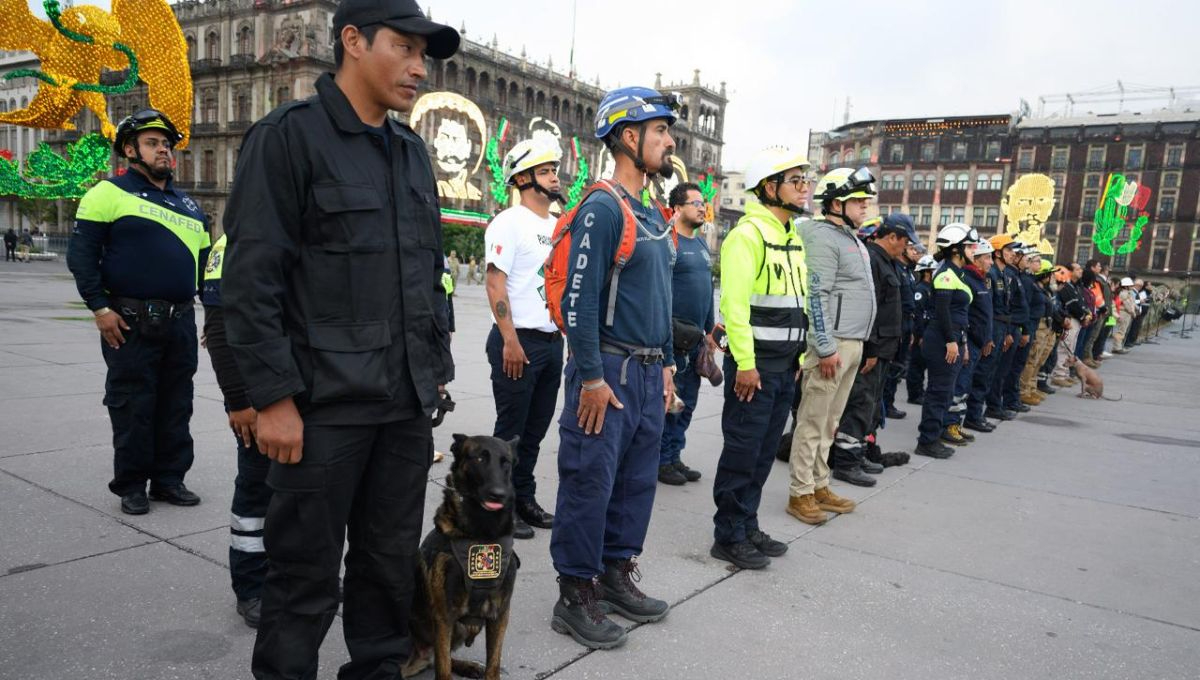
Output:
[915, 441, 955, 459]
[551, 576, 627, 649]
[598, 558, 669, 623]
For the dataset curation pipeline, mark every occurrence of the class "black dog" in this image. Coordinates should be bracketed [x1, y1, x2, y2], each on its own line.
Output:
[405, 434, 520, 680]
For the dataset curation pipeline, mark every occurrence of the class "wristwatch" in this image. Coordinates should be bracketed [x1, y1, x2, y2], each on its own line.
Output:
[93, 307, 113, 317]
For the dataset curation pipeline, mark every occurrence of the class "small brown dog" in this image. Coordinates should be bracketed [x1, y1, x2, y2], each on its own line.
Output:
[1067, 354, 1123, 401]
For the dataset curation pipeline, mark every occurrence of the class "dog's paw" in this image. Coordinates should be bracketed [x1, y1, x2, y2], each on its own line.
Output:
[451, 659, 487, 679]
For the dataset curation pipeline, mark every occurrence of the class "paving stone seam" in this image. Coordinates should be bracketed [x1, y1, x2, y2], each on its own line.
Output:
[919, 467, 1200, 519]
[1, 539, 159, 581]
[798, 535, 1200, 634]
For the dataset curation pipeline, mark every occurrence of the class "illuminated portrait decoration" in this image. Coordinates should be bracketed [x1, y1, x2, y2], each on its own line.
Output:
[1001, 173, 1056, 255]
[411, 92, 486, 201]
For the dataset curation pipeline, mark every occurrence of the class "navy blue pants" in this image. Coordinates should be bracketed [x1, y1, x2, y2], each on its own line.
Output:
[943, 341, 980, 427]
[906, 335, 927, 401]
[101, 307, 197, 497]
[712, 355, 795, 545]
[660, 345, 702, 466]
[231, 430, 272, 602]
[918, 330, 963, 445]
[486, 326, 564, 503]
[551, 354, 664, 579]
[986, 324, 1018, 411]
[1004, 327, 1035, 408]
[966, 323, 1003, 422]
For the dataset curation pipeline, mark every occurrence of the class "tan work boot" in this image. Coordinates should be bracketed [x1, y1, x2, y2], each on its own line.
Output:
[814, 486, 856, 514]
[786, 494, 828, 525]
[1051, 377, 1073, 388]
[1020, 393, 1042, 406]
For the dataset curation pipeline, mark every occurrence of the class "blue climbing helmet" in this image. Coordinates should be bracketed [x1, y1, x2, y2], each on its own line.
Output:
[593, 86, 681, 140]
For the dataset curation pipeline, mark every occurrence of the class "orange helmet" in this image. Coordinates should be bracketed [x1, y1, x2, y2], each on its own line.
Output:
[990, 234, 1016, 251]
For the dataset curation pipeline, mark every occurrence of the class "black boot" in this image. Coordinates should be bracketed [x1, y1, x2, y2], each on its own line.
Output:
[915, 441, 955, 459]
[859, 456, 884, 474]
[512, 514, 535, 540]
[832, 466, 877, 487]
[120, 490, 149, 515]
[1037, 380, 1057, 395]
[516, 498, 554, 529]
[598, 558, 669, 623]
[710, 540, 770, 569]
[885, 406, 907, 419]
[747, 529, 788, 557]
[551, 576, 627, 649]
[674, 460, 702, 482]
[236, 597, 262, 628]
[657, 464, 687, 486]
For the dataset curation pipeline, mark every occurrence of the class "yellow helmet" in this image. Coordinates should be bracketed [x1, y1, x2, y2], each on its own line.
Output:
[813, 166, 877, 203]
[744, 146, 811, 192]
[503, 137, 563, 186]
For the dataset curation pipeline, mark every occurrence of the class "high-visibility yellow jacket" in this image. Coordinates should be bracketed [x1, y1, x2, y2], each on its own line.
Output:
[719, 202, 808, 372]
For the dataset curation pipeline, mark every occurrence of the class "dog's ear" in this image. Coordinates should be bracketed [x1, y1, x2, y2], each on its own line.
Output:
[451, 434, 468, 457]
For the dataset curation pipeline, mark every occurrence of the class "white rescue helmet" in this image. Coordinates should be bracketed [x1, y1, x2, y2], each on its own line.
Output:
[935, 222, 980, 251]
[744, 146, 812, 193]
[503, 137, 563, 186]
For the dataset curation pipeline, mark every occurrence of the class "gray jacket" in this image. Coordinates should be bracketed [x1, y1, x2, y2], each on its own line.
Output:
[798, 218, 877, 357]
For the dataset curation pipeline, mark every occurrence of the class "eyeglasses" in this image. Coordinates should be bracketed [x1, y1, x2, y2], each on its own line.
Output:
[780, 174, 816, 190]
[682, 199, 706, 209]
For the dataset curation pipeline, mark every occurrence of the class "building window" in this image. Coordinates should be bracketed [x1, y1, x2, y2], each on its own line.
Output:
[1162, 172, 1180, 189]
[889, 143, 904, 163]
[234, 91, 249, 121]
[920, 142, 936, 162]
[859, 147, 871, 162]
[952, 142, 967, 161]
[237, 25, 252, 55]
[911, 173, 924, 191]
[275, 86, 290, 105]
[954, 173, 969, 190]
[989, 172, 1003, 191]
[1044, 222, 1057, 236]
[202, 149, 215, 183]
[1159, 195, 1176, 219]
[1114, 251, 1128, 270]
[1076, 244, 1092, 263]
[830, 151, 840, 165]
[1153, 224, 1171, 239]
[1191, 245, 1200, 272]
[1079, 223, 1094, 237]
[943, 173, 956, 191]
[1085, 173, 1101, 189]
[976, 173, 990, 191]
[1081, 194, 1098, 217]
[1086, 146, 1105, 170]
[1126, 145, 1144, 168]
[1152, 246, 1168, 270]
[1051, 146, 1069, 170]
[972, 206, 984, 225]
[206, 30, 219, 61]
[892, 174, 905, 191]
[915, 205, 933, 227]
[985, 140, 1001, 160]
[881, 174, 894, 191]
[986, 207, 1000, 228]
[1017, 148, 1034, 171]
[202, 93, 217, 123]
[1165, 144, 1184, 168]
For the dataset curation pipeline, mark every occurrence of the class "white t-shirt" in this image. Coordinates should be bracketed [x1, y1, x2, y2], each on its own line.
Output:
[485, 205, 557, 332]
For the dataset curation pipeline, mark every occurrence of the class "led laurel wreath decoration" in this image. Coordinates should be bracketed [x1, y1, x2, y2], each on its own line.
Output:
[0, 136, 111, 199]
[485, 117, 511, 206]
[564, 137, 590, 210]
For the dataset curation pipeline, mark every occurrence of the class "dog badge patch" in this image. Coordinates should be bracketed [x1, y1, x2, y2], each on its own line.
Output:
[468, 544, 503, 580]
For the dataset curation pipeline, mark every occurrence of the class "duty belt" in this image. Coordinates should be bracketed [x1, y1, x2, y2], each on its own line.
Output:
[112, 296, 187, 320]
[600, 341, 664, 385]
[514, 327, 561, 342]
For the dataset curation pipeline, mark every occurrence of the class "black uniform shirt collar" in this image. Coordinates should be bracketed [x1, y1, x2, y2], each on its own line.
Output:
[118, 166, 178, 196]
[316, 72, 427, 145]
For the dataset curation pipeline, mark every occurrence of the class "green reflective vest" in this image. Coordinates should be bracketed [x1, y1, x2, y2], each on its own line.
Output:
[719, 202, 808, 372]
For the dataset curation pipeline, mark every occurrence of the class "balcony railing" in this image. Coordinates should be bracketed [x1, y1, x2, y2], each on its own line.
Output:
[230, 53, 256, 69]
[228, 119, 251, 133]
[192, 122, 220, 135]
[191, 58, 222, 74]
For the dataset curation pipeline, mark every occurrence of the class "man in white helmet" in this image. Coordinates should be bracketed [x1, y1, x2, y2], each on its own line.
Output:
[785, 167, 878, 526]
[485, 136, 566, 539]
[710, 147, 812, 569]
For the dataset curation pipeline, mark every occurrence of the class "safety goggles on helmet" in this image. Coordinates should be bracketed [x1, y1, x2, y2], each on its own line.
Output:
[935, 222, 979, 250]
[594, 87, 681, 140]
[813, 166, 877, 203]
[914, 254, 938, 272]
[113, 109, 183, 153]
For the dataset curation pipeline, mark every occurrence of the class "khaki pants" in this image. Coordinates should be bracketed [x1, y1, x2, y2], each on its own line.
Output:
[1020, 320, 1055, 396]
[1051, 320, 1080, 380]
[17, 244, 30, 262]
[1112, 312, 1133, 350]
[789, 337, 863, 497]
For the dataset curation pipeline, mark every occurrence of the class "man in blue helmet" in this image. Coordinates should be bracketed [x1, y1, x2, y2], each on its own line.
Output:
[550, 85, 679, 650]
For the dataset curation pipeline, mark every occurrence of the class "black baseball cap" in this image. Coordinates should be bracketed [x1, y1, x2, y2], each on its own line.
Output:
[332, 0, 460, 59]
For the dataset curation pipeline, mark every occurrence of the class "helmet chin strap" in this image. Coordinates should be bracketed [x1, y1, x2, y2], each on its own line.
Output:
[514, 173, 564, 204]
[824, 199, 858, 227]
[127, 148, 172, 181]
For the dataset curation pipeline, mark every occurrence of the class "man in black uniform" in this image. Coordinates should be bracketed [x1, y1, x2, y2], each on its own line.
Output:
[221, 1, 459, 677]
[67, 110, 209, 516]
[827, 216, 914, 486]
[880, 214, 924, 419]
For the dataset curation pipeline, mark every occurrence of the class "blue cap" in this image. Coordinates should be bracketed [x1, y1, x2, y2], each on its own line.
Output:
[883, 213, 921, 245]
[594, 87, 680, 139]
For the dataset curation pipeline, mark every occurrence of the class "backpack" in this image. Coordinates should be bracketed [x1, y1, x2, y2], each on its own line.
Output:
[544, 179, 675, 333]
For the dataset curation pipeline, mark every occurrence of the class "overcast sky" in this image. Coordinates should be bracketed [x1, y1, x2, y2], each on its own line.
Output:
[38, 1, 1200, 169]
[431, 0, 1200, 169]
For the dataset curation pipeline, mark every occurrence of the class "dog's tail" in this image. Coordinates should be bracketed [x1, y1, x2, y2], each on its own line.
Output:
[1102, 394, 1124, 402]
